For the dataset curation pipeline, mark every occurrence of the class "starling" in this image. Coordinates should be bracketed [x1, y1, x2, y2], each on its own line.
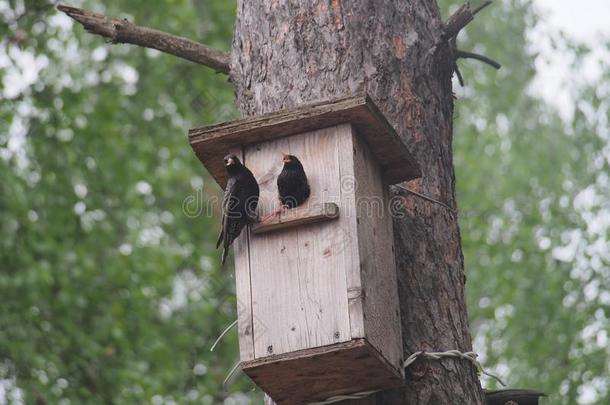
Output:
[216, 154, 259, 265]
[277, 153, 310, 209]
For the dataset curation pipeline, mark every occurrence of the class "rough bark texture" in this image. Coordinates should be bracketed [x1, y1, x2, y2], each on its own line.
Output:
[230, 1, 484, 404]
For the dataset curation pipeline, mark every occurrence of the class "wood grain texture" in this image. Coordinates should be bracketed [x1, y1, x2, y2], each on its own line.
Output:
[245, 125, 353, 358]
[251, 202, 339, 235]
[234, 230, 254, 361]
[231, 0, 484, 403]
[243, 339, 403, 405]
[352, 133, 403, 374]
[336, 127, 365, 341]
[188, 93, 421, 188]
[231, 148, 255, 361]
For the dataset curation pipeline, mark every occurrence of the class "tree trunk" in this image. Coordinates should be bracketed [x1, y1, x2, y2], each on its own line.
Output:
[230, 1, 484, 404]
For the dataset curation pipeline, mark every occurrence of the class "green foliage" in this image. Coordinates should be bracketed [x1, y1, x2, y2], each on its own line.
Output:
[439, 1, 609, 403]
[0, 0, 608, 404]
[1, 0, 253, 403]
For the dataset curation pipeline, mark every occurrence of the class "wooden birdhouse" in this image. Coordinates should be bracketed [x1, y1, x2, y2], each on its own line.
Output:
[189, 94, 421, 404]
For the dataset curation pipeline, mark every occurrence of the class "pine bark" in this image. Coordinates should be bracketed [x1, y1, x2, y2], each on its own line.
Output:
[230, 1, 484, 403]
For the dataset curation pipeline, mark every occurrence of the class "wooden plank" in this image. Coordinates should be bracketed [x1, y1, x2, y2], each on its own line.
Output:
[245, 126, 352, 359]
[336, 125, 366, 340]
[190, 93, 366, 143]
[352, 133, 404, 375]
[231, 148, 255, 361]
[251, 202, 339, 234]
[243, 135, 302, 359]
[242, 338, 402, 405]
[264, 396, 378, 405]
[188, 92, 421, 188]
[234, 230, 254, 360]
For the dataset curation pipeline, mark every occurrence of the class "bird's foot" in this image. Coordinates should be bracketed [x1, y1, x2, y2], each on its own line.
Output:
[259, 205, 288, 222]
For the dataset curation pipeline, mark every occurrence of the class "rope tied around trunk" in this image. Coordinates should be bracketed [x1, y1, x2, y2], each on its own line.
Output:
[403, 350, 506, 386]
[308, 349, 506, 405]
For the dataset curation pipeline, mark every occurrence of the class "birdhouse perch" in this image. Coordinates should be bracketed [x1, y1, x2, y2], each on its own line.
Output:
[189, 93, 421, 404]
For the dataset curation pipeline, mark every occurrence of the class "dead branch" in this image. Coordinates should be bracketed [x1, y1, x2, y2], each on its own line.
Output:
[442, 1, 500, 86]
[454, 64, 465, 87]
[471, 1, 493, 17]
[444, 3, 473, 40]
[57, 4, 230, 74]
[444, 1, 492, 39]
[449, 36, 465, 86]
[456, 49, 500, 70]
[392, 185, 456, 216]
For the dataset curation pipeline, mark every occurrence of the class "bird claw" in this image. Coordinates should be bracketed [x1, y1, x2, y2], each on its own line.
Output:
[260, 205, 287, 222]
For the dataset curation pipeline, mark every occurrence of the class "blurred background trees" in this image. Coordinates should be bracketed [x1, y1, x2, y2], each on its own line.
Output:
[0, 0, 608, 404]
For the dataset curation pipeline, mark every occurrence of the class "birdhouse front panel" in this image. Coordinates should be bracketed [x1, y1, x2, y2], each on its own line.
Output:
[239, 124, 356, 359]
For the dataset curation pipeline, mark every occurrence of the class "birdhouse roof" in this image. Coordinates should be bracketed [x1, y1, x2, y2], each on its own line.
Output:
[188, 93, 421, 188]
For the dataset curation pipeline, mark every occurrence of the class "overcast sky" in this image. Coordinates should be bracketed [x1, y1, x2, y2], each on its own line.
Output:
[531, 0, 610, 116]
[535, 0, 610, 42]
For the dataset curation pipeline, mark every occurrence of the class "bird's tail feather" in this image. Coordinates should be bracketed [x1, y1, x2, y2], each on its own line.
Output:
[216, 229, 223, 249]
[221, 233, 232, 266]
[221, 247, 228, 266]
[221, 231, 231, 266]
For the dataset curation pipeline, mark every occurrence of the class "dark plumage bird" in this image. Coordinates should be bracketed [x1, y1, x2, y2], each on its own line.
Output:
[485, 389, 546, 405]
[216, 154, 259, 265]
[277, 153, 310, 209]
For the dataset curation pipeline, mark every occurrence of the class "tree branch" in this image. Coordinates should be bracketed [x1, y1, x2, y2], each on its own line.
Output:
[456, 49, 501, 70]
[444, 3, 473, 40]
[444, 1, 492, 39]
[442, 2, 499, 86]
[454, 64, 465, 87]
[57, 4, 230, 74]
[391, 185, 456, 216]
[472, 1, 493, 17]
